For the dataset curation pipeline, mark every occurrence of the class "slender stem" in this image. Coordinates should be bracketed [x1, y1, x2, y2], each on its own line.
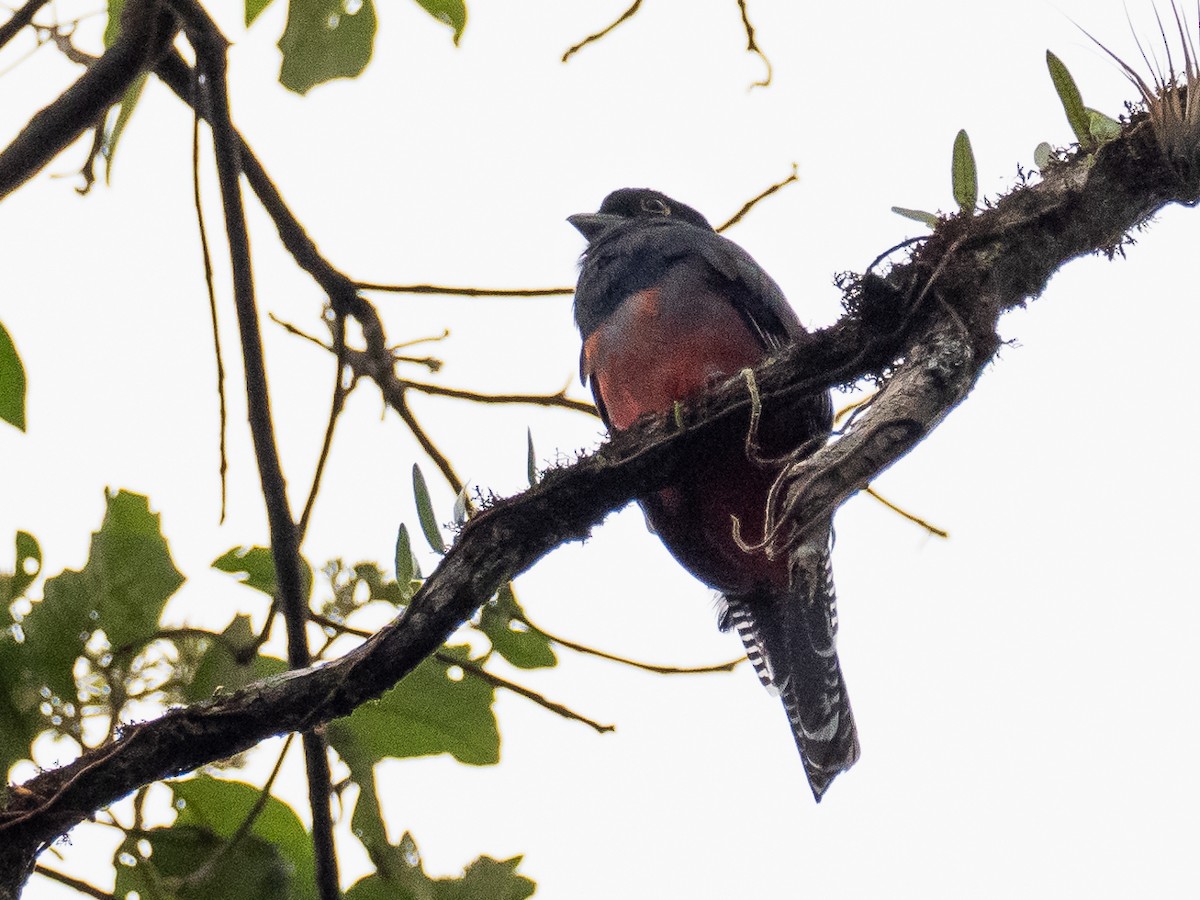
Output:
[405, 380, 598, 416]
[715, 164, 798, 232]
[192, 64, 228, 523]
[562, 0, 642, 63]
[0, 0, 53, 54]
[174, 2, 338, 894]
[357, 282, 572, 297]
[863, 486, 948, 539]
[31, 865, 111, 899]
[518, 616, 745, 675]
[299, 314, 349, 542]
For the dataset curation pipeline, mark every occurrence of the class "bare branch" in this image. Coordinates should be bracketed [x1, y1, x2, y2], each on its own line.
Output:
[519, 617, 745, 675]
[0, 0, 177, 199]
[192, 66, 228, 524]
[562, 0, 642, 63]
[715, 164, 799, 232]
[863, 486, 948, 539]
[357, 282, 573, 298]
[735, 0, 772, 88]
[0, 0, 53, 55]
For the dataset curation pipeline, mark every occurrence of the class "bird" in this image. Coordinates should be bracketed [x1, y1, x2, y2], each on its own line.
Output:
[569, 187, 859, 801]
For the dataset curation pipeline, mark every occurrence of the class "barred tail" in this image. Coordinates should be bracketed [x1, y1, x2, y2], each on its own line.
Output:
[721, 549, 859, 801]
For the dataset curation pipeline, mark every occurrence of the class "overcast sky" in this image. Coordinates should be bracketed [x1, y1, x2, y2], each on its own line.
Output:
[2, 1, 1198, 897]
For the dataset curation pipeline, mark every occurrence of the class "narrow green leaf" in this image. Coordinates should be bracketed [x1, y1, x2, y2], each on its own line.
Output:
[412, 465, 445, 554]
[951, 129, 978, 214]
[1047, 50, 1092, 148]
[246, 0, 276, 26]
[1033, 141, 1054, 170]
[103, 72, 148, 185]
[890, 206, 940, 229]
[411, 0, 467, 45]
[11, 531, 41, 599]
[278, 0, 377, 95]
[0, 321, 26, 432]
[102, 0, 124, 47]
[452, 483, 469, 525]
[1086, 107, 1122, 143]
[394, 524, 414, 588]
[526, 428, 538, 486]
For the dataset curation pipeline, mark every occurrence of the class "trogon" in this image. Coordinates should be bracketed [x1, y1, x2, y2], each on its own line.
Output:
[569, 188, 859, 800]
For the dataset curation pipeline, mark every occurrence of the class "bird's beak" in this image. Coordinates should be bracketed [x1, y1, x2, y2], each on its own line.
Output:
[568, 212, 623, 241]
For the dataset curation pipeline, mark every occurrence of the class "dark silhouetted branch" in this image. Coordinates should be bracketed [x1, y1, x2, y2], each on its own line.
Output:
[0, 0, 176, 199]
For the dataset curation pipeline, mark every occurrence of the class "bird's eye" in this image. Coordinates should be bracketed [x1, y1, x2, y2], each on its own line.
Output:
[640, 197, 670, 216]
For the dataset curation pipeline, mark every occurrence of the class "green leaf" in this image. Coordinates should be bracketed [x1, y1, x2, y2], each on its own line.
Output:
[951, 129, 978, 214]
[103, 72, 148, 185]
[394, 524, 414, 590]
[412, 464, 446, 554]
[114, 776, 318, 900]
[180, 616, 286, 704]
[346, 832, 534, 900]
[0, 321, 26, 432]
[328, 646, 499, 766]
[213, 545, 313, 602]
[74, 489, 184, 649]
[103, 0, 124, 47]
[411, 0, 467, 45]
[526, 428, 537, 486]
[115, 826, 293, 900]
[1086, 106, 1122, 143]
[0, 492, 181, 769]
[10, 531, 41, 600]
[890, 206, 940, 229]
[476, 583, 555, 670]
[278, 0, 378, 95]
[246, 0, 276, 26]
[1047, 50, 1092, 148]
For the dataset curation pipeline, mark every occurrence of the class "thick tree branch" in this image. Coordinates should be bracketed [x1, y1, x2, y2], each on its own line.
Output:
[0, 0, 176, 199]
[2, 108, 1194, 890]
[0, 0, 53, 54]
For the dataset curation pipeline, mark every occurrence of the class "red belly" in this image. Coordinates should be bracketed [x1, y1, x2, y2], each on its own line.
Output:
[584, 287, 792, 593]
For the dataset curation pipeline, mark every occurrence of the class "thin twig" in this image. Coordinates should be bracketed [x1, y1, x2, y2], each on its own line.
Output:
[0, 0, 53, 55]
[309, 613, 614, 733]
[518, 616, 745, 675]
[863, 486, 948, 539]
[192, 64, 228, 523]
[268, 313, 330, 350]
[356, 282, 573, 298]
[715, 164, 799, 232]
[394, 394, 464, 494]
[448, 654, 615, 734]
[404, 380, 599, 416]
[299, 314, 349, 542]
[735, 0, 772, 88]
[31, 865, 111, 899]
[180, 733, 295, 888]
[561, 0, 642, 63]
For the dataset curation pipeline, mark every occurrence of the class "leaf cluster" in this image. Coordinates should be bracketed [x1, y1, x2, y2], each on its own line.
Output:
[2, 490, 544, 896]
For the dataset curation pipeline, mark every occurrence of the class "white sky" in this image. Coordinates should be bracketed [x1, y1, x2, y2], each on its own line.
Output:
[2, 1, 1199, 897]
